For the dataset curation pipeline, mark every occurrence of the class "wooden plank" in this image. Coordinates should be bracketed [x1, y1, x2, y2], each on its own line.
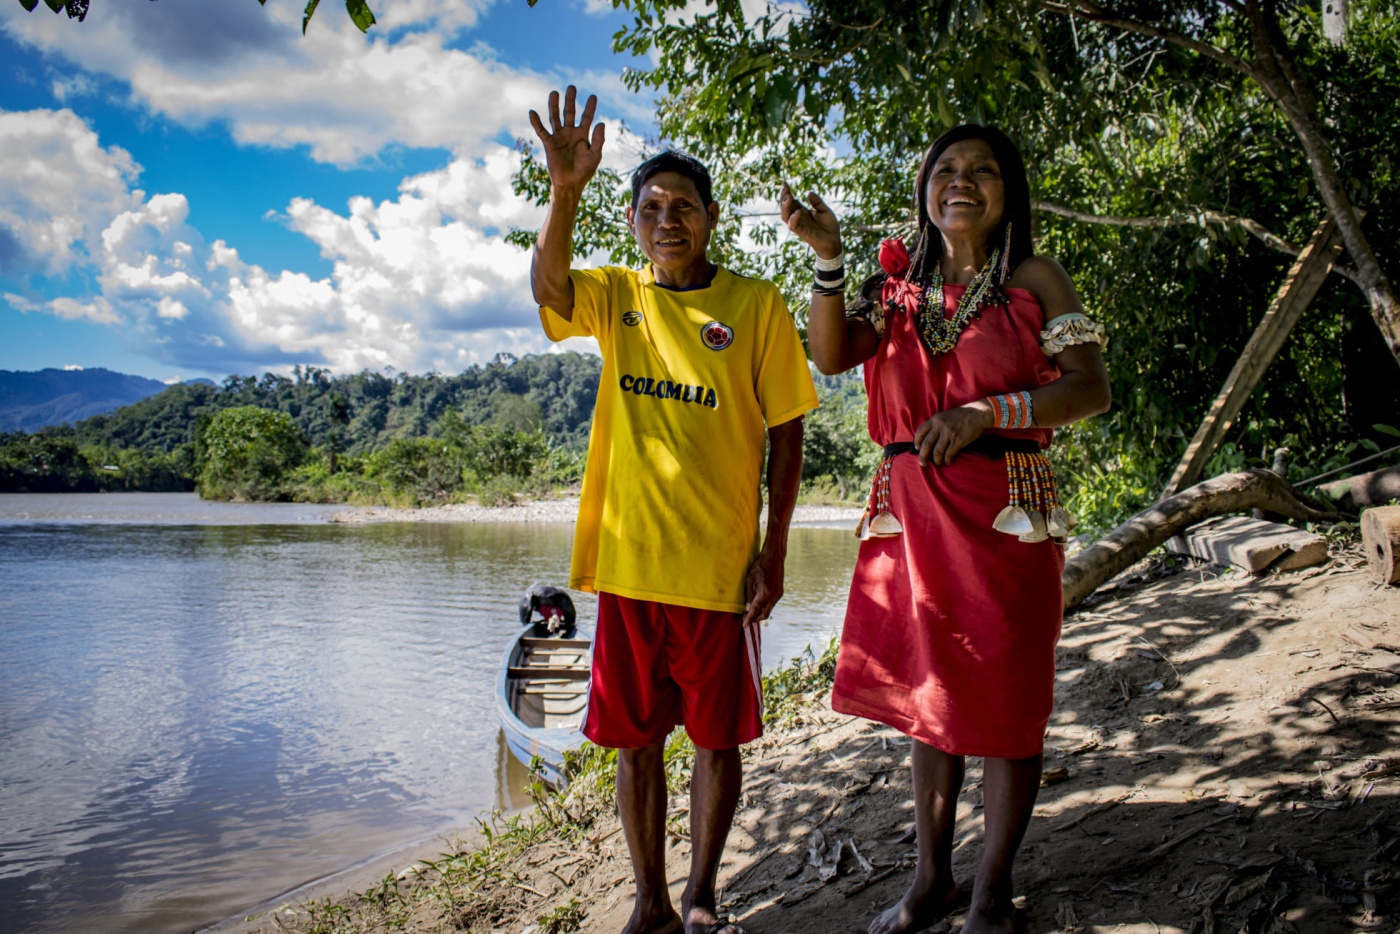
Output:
[520, 636, 591, 649]
[1166, 515, 1329, 574]
[508, 666, 590, 681]
[1161, 218, 1345, 498]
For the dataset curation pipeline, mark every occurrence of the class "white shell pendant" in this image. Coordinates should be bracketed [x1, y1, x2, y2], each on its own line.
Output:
[1018, 509, 1049, 543]
[867, 511, 904, 538]
[992, 505, 1033, 536]
[1047, 507, 1074, 538]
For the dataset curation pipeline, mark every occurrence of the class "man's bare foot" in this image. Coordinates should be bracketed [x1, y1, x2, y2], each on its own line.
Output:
[620, 901, 683, 934]
[869, 876, 958, 934]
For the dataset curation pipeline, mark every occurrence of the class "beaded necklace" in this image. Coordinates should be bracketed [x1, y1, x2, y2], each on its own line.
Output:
[913, 246, 1002, 356]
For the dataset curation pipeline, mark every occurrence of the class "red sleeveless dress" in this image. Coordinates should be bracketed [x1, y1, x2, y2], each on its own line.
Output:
[830, 278, 1065, 759]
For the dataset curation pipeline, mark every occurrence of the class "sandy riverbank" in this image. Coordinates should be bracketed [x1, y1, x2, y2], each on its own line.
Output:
[218, 536, 1399, 934]
[327, 497, 864, 529]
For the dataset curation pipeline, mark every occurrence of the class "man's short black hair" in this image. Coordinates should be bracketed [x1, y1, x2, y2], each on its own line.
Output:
[630, 150, 714, 208]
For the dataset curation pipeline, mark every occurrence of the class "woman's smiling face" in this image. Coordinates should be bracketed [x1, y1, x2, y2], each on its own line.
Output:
[923, 138, 1006, 244]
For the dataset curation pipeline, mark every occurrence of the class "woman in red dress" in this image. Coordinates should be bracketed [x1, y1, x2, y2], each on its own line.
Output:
[781, 126, 1111, 934]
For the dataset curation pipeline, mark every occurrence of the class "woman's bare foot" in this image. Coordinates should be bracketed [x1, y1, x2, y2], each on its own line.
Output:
[869, 876, 958, 934]
[959, 894, 1018, 934]
[682, 899, 745, 934]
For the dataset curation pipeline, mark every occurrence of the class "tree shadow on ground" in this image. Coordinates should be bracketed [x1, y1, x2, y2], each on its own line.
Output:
[711, 563, 1398, 934]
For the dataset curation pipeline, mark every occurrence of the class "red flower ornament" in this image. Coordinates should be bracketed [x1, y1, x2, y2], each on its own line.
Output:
[878, 239, 910, 276]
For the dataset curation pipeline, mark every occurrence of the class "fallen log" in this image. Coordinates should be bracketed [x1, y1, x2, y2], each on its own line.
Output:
[1317, 465, 1400, 511]
[1064, 469, 1348, 612]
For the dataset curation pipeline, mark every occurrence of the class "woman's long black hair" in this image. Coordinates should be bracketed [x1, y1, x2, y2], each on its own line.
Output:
[907, 123, 1034, 286]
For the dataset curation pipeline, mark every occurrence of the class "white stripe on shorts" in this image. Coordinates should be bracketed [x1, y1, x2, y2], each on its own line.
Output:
[743, 624, 762, 708]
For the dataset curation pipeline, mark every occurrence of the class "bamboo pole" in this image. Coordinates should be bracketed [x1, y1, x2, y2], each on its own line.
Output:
[1161, 218, 1345, 498]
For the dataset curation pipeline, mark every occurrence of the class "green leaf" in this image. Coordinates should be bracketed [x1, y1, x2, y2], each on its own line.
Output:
[16, 0, 40, 12]
[1374, 423, 1400, 439]
[896, 62, 912, 83]
[762, 74, 795, 129]
[935, 85, 954, 128]
[302, 0, 320, 34]
[42, 0, 62, 11]
[345, 0, 376, 33]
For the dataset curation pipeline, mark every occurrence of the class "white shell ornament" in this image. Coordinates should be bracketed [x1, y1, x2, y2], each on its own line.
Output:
[1047, 507, 1075, 538]
[1018, 509, 1049, 543]
[867, 512, 904, 538]
[993, 505, 1033, 536]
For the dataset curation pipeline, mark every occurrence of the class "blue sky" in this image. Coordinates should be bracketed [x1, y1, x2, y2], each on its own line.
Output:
[0, 0, 664, 383]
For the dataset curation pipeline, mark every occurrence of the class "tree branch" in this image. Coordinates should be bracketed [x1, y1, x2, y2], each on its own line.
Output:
[1034, 201, 1300, 254]
[1039, 0, 1261, 83]
[1034, 202, 1363, 286]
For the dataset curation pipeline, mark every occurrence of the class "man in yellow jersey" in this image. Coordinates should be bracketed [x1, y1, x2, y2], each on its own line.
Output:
[528, 86, 818, 934]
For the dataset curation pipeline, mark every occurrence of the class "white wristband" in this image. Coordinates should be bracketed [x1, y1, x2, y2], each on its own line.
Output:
[814, 252, 846, 272]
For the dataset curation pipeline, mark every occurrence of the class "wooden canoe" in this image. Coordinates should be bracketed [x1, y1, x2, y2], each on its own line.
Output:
[495, 627, 591, 786]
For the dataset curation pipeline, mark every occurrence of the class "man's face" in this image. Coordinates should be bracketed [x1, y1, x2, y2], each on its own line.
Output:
[627, 171, 719, 284]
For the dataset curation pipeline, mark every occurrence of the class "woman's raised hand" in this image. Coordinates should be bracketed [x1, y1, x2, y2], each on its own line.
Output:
[780, 184, 842, 261]
[529, 86, 605, 191]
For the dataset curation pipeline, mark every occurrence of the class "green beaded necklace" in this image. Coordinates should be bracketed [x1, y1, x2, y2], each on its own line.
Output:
[915, 246, 1002, 356]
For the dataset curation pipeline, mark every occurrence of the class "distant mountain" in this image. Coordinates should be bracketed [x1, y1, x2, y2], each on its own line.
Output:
[0, 368, 176, 432]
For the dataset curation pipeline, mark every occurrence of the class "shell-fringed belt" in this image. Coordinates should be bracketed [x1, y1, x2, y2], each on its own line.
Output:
[855, 437, 1077, 543]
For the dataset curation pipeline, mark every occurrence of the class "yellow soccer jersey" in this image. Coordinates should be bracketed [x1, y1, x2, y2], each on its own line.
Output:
[541, 264, 818, 613]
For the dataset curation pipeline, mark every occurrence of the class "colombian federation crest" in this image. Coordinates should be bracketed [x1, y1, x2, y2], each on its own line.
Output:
[700, 320, 734, 351]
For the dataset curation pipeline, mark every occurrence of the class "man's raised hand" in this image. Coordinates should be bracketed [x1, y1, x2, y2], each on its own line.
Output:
[529, 86, 605, 191]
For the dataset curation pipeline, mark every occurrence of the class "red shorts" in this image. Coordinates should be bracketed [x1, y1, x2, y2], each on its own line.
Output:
[582, 592, 763, 751]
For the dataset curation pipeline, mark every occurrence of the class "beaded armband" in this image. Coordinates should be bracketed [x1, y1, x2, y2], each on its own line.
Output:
[1040, 313, 1108, 356]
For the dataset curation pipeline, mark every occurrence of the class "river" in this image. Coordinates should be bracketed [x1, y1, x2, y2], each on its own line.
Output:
[0, 493, 858, 934]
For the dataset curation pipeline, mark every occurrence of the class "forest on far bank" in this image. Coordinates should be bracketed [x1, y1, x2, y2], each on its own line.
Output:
[0, 352, 882, 516]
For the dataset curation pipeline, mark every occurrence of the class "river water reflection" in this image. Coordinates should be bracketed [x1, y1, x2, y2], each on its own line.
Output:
[0, 494, 857, 934]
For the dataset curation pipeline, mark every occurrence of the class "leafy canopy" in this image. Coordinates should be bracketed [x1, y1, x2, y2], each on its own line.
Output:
[512, 0, 1400, 526]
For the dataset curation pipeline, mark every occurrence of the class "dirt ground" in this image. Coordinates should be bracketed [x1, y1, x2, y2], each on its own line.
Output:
[251, 545, 1400, 934]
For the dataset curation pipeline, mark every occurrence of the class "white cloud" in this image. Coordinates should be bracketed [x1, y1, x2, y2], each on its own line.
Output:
[7, 291, 120, 325]
[0, 108, 631, 374]
[0, 108, 143, 273]
[51, 72, 97, 103]
[220, 146, 555, 373]
[156, 296, 189, 320]
[100, 194, 211, 299]
[0, 0, 664, 376]
[0, 0, 637, 167]
[1, 123, 575, 375]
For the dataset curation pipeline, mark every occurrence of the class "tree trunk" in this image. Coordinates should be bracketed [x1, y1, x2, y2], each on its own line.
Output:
[1063, 468, 1348, 613]
[1243, 1, 1399, 365]
[1049, 0, 1400, 370]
